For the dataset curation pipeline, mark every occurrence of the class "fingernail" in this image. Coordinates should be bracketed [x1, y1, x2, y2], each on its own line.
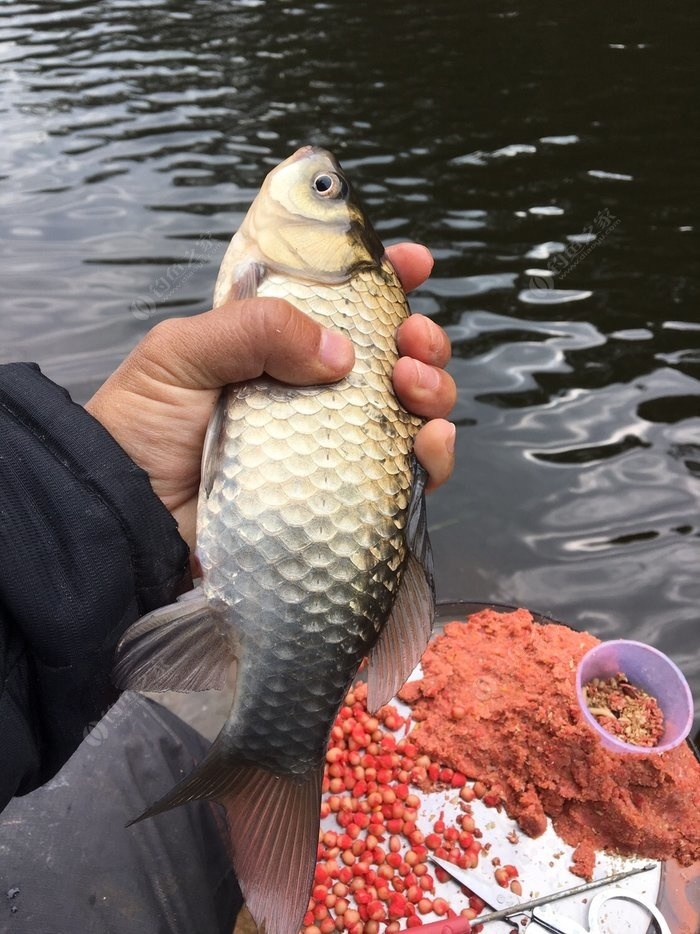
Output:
[446, 422, 456, 454]
[319, 329, 354, 372]
[416, 359, 441, 392]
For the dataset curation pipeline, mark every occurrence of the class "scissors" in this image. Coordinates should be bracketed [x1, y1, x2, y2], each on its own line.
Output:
[419, 855, 672, 934]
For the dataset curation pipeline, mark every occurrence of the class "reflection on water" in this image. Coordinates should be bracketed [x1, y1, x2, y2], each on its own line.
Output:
[1, 1, 698, 730]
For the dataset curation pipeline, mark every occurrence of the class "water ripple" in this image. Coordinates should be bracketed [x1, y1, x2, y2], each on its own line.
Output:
[2, 0, 699, 730]
[518, 287, 593, 304]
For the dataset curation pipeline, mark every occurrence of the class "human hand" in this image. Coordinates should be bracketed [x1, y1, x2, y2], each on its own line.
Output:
[86, 242, 456, 552]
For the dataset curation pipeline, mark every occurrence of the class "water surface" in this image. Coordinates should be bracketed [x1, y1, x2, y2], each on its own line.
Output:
[1, 1, 698, 732]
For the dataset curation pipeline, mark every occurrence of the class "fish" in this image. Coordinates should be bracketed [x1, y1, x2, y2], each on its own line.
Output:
[112, 146, 435, 934]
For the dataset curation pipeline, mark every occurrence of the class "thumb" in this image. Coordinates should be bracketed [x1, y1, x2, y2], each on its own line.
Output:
[135, 297, 355, 391]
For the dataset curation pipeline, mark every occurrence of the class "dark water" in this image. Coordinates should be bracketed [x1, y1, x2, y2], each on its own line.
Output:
[1, 1, 698, 732]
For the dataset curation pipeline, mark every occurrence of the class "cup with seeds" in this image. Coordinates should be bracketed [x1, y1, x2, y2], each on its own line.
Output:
[575, 639, 694, 755]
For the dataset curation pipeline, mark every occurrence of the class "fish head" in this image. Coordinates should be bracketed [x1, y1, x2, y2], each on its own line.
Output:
[215, 146, 386, 302]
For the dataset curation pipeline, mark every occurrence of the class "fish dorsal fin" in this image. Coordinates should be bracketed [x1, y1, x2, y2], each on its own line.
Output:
[367, 461, 435, 712]
[404, 461, 435, 596]
[112, 586, 238, 693]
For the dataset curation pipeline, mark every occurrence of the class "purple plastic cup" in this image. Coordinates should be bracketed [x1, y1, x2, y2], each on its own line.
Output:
[575, 639, 694, 755]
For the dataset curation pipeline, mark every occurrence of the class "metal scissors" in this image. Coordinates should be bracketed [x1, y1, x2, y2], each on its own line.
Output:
[420, 855, 672, 934]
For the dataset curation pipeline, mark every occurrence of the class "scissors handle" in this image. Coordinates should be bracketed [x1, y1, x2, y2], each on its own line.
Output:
[531, 909, 589, 934]
[587, 892, 672, 934]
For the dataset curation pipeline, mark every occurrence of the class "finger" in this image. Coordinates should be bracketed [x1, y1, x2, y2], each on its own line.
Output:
[393, 356, 457, 420]
[396, 314, 452, 368]
[134, 298, 355, 391]
[385, 243, 433, 292]
[414, 419, 456, 492]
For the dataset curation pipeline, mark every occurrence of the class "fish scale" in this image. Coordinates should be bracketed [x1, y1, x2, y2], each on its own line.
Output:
[200, 269, 416, 775]
[113, 146, 435, 934]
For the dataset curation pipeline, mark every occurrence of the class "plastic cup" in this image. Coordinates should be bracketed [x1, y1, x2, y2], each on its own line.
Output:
[575, 639, 694, 755]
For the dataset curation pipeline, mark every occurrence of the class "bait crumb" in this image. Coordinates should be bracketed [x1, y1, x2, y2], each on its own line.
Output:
[308, 682, 492, 933]
[399, 608, 700, 878]
[583, 673, 665, 747]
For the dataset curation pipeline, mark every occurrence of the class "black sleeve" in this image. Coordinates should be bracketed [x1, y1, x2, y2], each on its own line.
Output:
[0, 363, 190, 809]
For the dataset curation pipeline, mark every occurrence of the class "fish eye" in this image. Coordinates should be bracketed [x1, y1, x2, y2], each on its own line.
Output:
[312, 172, 348, 200]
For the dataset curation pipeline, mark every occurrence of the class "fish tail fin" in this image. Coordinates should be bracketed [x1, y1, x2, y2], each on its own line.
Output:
[131, 741, 322, 934]
[224, 765, 322, 934]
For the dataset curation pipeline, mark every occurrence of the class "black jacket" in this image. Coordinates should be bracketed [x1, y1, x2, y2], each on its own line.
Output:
[0, 363, 189, 810]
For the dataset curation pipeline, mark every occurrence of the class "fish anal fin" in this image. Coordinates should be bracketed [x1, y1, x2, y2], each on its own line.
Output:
[113, 586, 237, 693]
[130, 742, 322, 934]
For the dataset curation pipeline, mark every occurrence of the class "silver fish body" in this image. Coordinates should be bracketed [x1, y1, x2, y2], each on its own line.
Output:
[113, 147, 435, 934]
[201, 266, 420, 776]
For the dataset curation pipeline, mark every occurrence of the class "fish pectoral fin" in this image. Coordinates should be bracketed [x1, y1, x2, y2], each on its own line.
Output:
[230, 259, 265, 300]
[112, 586, 237, 693]
[367, 460, 435, 712]
[201, 387, 229, 498]
[130, 742, 322, 934]
[201, 259, 267, 497]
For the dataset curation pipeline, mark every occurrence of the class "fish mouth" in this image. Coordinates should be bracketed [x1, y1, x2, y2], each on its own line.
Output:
[287, 144, 339, 168]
